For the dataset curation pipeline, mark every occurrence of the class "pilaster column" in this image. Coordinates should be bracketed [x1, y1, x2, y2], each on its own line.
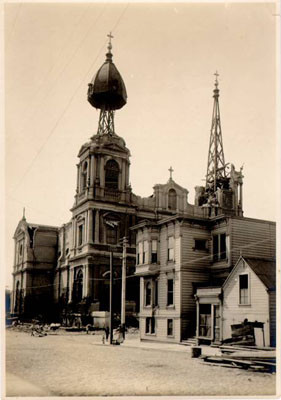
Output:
[100, 157, 105, 187]
[90, 155, 95, 186]
[68, 268, 74, 303]
[87, 210, 93, 243]
[76, 164, 79, 193]
[95, 210, 100, 244]
[83, 265, 88, 298]
[121, 159, 125, 190]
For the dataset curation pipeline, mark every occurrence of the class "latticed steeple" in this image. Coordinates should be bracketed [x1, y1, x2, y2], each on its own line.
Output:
[205, 72, 228, 193]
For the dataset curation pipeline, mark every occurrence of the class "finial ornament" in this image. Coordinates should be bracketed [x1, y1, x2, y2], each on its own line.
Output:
[214, 70, 219, 88]
[23, 207, 26, 220]
[107, 32, 113, 52]
[169, 166, 174, 180]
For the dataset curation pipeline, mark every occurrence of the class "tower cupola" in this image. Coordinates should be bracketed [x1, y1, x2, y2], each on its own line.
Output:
[87, 33, 127, 136]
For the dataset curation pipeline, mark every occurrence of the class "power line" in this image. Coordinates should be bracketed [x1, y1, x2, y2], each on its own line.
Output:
[11, 236, 275, 291]
[8, 3, 107, 147]
[8, 3, 130, 196]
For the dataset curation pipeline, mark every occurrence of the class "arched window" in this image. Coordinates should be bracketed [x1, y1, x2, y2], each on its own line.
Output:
[168, 189, 177, 210]
[73, 269, 83, 302]
[81, 161, 88, 191]
[105, 160, 119, 190]
[145, 281, 151, 306]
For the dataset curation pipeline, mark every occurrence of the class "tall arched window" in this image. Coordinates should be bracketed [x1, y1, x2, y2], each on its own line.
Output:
[81, 161, 88, 191]
[105, 160, 119, 190]
[73, 268, 83, 302]
[168, 189, 177, 210]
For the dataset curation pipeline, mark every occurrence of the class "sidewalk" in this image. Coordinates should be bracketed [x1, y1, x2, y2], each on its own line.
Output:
[100, 333, 220, 356]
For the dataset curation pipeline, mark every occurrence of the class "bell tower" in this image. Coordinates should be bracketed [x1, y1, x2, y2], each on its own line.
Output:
[74, 33, 131, 207]
[195, 73, 244, 216]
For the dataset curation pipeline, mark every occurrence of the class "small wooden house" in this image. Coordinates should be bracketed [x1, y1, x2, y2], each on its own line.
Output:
[195, 256, 276, 347]
[222, 256, 276, 347]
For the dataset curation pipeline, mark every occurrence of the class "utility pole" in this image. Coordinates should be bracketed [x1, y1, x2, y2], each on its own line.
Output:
[121, 237, 128, 340]
[109, 250, 113, 345]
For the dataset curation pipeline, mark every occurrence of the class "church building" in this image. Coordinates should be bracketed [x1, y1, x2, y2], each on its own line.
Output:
[11, 36, 189, 322]
[11, 37, 276, 346]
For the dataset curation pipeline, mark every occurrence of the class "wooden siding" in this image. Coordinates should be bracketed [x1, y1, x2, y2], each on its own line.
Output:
[140, 316, 181, 343]
[223, 260, 270, 346]
[230, 218, 276, 266]
[269, 291, 276, 347]
[180, 223, 211, 338]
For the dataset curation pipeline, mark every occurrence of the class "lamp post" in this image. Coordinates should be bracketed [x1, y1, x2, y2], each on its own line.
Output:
[109, 250, 113, 344]
[121, 237, 128, 340]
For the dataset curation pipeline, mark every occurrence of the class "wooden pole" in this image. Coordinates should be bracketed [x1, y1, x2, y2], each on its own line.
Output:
[109, 250, 113, 344]
[121, 237, 127, 340]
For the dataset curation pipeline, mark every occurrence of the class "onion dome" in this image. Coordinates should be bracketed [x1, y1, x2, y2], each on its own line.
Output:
[87, 33, 127, 110]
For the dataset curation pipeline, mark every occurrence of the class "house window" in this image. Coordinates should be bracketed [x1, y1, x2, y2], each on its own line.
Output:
[167, 279, 174, 306]
[168, 236, 174, 261]
[137, 242, 143, 265]
[239, 274, 249, 305]
[151, 239, 158, 263]
[105, 159, 119, 190]
[212, 233, 228, 261]
[194, 239, 207, 251]
[167, 319, 173, 336]
[78, 225, 84, 246]
[143, 240, 148, 264]
[145, 281, 152, 306]
[145, 317, 155, 334]
[81, 161, 88, 191]
[168, 189, 177, 210]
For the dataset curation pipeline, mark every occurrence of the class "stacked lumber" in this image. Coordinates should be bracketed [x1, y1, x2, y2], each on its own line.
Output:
[201, 346, 276, 373]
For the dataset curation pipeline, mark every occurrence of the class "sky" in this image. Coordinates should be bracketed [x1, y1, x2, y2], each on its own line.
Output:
[4, 2, 278, 289]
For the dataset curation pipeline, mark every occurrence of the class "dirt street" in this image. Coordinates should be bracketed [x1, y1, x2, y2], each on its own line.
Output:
[5, 329, 276, 397]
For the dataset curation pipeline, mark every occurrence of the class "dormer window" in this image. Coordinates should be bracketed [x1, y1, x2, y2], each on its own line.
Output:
[105, 159, 119, 190]
[168, 189, 177, 210]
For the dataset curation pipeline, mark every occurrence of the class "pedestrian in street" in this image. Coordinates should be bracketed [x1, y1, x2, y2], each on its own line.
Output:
[105, 326, 109, 341]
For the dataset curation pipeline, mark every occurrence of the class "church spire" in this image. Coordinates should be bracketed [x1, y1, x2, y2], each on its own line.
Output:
[205, 72, 227, 193]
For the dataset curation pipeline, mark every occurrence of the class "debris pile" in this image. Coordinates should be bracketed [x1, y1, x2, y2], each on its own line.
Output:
[201, 345, 276, 373]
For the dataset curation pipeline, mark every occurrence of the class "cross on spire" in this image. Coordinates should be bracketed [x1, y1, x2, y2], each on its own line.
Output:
[169, 166, 174, 180]
[214, 71, 219, 88]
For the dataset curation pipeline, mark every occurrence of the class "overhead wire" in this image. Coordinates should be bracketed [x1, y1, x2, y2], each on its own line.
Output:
[8, 3, 130, 196]
[7, 3, 107, 147]
[11, 235, 275, 291]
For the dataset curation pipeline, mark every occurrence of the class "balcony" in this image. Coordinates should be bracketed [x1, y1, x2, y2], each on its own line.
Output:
[104, 188, 121, 202]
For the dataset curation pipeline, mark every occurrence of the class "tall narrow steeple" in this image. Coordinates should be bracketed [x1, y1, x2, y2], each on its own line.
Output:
[87, 33, 127, 136]
[205, 72, 228, 193]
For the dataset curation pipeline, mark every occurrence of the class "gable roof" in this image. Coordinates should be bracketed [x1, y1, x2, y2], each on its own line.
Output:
[243, 257, 276, 291]
[223, 256, 276, 291]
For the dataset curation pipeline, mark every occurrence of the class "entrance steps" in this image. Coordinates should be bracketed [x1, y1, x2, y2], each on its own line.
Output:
[181, 337, 197, 346]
